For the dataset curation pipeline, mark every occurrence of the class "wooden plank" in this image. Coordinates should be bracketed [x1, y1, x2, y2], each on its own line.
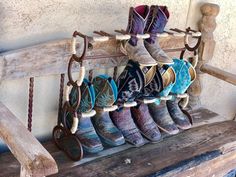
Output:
[0, 36, 185, 81]
[172, 150, 236, 177]
[0, 39, 71, 81]
[49, 121, 236, 177]
[148, 150, 221, 177]
[0, 102, 58, 177]
[201, 64, 236, 85]
[0, 108, 229, 177]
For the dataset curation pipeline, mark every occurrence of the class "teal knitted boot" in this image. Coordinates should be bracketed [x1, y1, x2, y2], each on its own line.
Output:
[167, 58, 196, 130]
[92, 75, 125, 146]
[66, 79, 103, 153]
[148, 66, 179, 135]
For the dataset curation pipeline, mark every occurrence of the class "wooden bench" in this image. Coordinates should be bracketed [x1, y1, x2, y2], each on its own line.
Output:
[0, 3, 236, 177]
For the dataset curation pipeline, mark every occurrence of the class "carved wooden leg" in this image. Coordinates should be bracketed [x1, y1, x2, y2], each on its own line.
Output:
[187, 3, 220, 110]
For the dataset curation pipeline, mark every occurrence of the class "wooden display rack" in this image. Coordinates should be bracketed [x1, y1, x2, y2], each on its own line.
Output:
[0, 3, 236, 177]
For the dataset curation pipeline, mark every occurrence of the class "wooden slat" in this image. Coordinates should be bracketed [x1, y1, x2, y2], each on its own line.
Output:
[0, 39, 71, 81]
[0, 108, 233, 177]
[51, 121, 236, 177]
[150, 150, 236, 177]
[0, 36, 184, 81]
[0, 102, 58, 177]
[201, 64, 236, 86]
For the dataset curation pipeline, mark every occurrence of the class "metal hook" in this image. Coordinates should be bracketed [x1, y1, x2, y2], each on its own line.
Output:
[180, 49, 198, 68]
[184, 27, 201, 51]
[72, 31, 88, 63]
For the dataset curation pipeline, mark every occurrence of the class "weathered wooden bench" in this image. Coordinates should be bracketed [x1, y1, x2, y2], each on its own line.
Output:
[0, 3, 236, 177]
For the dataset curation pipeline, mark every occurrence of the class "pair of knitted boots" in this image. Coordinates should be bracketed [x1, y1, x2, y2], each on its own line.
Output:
[121, 5, 173, 66]
[109, 5, 196, 147]
[110, 59, 196, 147]
[149, 59, 196, 135]
[65, 75, 125, 153]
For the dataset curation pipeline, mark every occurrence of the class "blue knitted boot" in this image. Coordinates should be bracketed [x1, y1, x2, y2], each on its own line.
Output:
[92, 75, 125, 146]
[167, 58, 196, 130]
[66, 79, 103, 153]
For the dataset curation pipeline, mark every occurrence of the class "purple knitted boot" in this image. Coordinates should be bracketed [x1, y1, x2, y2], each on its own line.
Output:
[131, 103, 161, 142]
[110, 108, 145, 147]
[121, 5, 156, 66]
[144, 5, 173, 64]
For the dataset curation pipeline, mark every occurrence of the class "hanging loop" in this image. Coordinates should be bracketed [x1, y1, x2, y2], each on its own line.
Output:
[68, 31, 87, 86]
[71, 31, 88, 61]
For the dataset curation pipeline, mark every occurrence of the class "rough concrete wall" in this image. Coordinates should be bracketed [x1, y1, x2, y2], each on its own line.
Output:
[0, 0, 235, 150]
[0, 0, 190, 149]
[0, 0, 189, 52]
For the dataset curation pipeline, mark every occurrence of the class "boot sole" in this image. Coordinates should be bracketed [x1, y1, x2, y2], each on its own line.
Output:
[139, 130, 162, 143]
[156, 124, 179, 135]
[96, 131, 125, 147]
[125, 138, 145, 147]
[176, 124, 192, 130]
[82, 144, 104, 154]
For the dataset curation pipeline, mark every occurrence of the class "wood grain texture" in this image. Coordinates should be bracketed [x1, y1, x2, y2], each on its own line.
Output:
[173, 151, 236, 177]
[0, 36, 185, 81]
[0, 108, 233, 177]
[49, 121, 236, 177]
[0, 102, 58, 177]
[201, 64, 236, 85]
[150, 150, 236, 177]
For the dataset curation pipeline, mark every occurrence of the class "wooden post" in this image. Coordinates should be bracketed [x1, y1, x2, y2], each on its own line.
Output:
[188, 3, 220, 109]
[0, 102, 58, 177]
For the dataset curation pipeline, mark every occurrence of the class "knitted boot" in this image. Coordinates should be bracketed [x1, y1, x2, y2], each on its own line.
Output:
[67, 79, 103, 153]
[121, 5, 156, 66]
[167, 58, 196, 129]
[131, 103, 161, 142]
[110, 60, 146, 147]
[92, 75, 125, 146]
[148, 66, 179, 135]
[144, 5, 173, 64]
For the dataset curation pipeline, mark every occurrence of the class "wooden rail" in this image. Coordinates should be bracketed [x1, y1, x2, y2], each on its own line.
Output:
[201, 64, 236, 86]
[0, 36, 185, 81]
[0, 102, 58, 177]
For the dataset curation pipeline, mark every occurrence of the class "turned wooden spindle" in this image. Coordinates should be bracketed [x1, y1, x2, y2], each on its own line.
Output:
[188, 3, 220, 109]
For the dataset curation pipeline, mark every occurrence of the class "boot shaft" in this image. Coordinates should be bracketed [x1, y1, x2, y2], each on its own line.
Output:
[126, 5, 150, 46]
[92, 74, 117, 108]
[116, 60, 145, 104]
[170, 59, 196, 94]
[69, 78, 95, 113]
[145, 5, 169, 44]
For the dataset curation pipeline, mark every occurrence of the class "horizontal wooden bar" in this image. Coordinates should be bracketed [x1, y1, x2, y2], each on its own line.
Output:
[0, 36, 185, 81]
[200, 64, 236, 86]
